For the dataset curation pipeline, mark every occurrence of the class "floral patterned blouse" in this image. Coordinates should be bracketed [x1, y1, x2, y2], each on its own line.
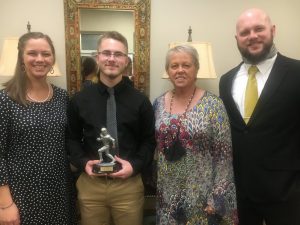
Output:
[154, 91, 238, 225]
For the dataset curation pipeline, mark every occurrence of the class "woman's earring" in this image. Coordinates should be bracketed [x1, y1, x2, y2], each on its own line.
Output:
[50, 67, 54, 74]
[21, 64, 26, 72]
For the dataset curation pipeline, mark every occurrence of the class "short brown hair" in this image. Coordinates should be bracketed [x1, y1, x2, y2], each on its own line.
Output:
[97, 31, 128, 53]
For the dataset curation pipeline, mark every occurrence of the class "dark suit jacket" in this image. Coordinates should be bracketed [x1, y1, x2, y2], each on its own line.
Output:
[219, 53, 300, 203]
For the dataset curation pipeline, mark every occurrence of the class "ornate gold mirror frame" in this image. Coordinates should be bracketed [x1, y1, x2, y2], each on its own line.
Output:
[63, 0, 150, 96]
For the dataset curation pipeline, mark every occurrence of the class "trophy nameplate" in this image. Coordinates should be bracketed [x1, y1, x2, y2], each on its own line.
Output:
[92, 162, 115, 174]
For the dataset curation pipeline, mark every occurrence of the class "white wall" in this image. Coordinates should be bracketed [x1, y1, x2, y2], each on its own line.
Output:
[0, 0, 300, 102]
[0, 0, 66, 89]
[150, 0, 300, 101]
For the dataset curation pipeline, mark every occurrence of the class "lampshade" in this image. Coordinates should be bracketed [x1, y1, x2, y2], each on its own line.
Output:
[162, 41, 217, 79]
[0, 37, 18, 76]
[0, 37, 62, 77]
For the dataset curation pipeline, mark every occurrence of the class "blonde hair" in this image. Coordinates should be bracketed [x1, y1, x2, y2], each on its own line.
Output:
[165, 44, 199, 71]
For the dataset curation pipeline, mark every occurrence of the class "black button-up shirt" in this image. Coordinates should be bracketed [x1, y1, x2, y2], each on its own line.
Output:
[67, 79, 156, 175]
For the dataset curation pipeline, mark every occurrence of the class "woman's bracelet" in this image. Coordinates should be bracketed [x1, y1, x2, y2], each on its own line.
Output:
[0, 201, 14, 210]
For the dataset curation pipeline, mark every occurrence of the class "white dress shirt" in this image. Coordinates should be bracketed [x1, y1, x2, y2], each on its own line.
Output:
[232, 54, 277, 117]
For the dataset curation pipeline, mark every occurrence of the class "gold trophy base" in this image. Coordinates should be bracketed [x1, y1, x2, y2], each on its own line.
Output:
[92, 162, 117, 174]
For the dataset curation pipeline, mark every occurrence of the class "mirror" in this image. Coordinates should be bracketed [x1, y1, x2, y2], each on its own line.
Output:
[64, 0, 151, 96]
[80, 9, 134, 58]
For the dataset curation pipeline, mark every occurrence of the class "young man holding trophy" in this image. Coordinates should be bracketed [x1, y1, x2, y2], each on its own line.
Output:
[67, 31, 156, 225]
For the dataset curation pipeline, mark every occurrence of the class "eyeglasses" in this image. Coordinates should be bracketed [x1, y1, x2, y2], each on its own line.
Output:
[98, 51, 127, 60]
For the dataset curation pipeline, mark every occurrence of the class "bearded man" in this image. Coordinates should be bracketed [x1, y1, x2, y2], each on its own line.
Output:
[219, 8, 300, 225]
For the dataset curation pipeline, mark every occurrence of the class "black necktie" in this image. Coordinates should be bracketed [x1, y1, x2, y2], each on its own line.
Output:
[106, 87, 118, 155]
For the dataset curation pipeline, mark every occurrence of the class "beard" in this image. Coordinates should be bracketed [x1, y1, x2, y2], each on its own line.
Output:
[100, 64, 125, 80]
[238, 39, 274, 64]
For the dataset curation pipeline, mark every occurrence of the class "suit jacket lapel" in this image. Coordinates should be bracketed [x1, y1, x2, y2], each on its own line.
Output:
[223, 64, 247, 127]
[251, 54, 287, 121]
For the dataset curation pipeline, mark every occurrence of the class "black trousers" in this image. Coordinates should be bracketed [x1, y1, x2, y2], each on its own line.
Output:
[237, 182, 300, 225]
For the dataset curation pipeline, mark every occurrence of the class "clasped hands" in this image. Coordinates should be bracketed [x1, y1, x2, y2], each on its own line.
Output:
[85, 155, 133, 179]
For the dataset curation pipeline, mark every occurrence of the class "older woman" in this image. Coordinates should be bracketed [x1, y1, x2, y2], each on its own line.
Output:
[153, 45, 237, 225]
[0, 32, 76, 225]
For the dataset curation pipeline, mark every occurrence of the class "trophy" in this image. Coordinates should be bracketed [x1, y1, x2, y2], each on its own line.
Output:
[92, 127, 120, 174]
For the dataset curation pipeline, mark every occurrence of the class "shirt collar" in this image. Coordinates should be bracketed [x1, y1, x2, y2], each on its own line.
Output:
[244, 54, 277, 74]
[97, 78, 127, 95]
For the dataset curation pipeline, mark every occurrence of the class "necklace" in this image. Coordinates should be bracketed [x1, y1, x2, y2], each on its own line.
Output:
[169, 87, 196, 117]
[163, 87, 196, 162]
[27, 83, 52, 103]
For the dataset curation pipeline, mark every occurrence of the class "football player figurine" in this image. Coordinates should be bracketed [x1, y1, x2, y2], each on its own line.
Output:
[97, 128, 116, 163]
